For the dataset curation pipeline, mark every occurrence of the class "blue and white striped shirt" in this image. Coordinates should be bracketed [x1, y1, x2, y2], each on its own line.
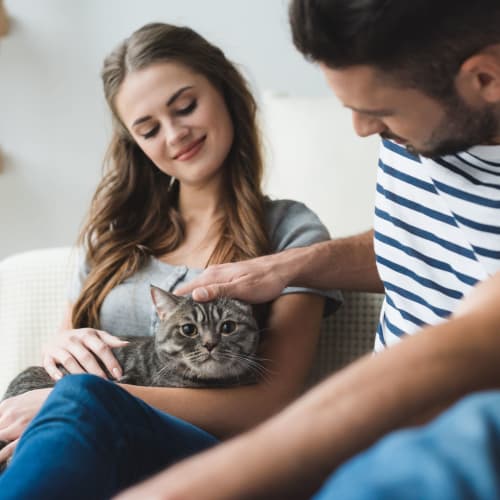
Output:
[374, 139, 500, 351]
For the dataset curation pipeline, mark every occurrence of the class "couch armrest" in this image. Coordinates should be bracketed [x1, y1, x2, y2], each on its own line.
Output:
[0, 247, 76, 395]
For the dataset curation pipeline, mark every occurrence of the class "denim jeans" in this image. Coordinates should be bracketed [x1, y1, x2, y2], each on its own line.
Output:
[314, 390, 500, 500]
[0, 374, 218, 500]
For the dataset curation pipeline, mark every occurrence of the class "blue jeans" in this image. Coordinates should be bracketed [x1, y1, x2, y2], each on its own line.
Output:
[0, 374, 218, 500]
[314, 390, 500, 499]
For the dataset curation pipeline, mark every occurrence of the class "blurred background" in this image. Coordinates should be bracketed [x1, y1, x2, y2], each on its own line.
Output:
[0, 0, 378, 259]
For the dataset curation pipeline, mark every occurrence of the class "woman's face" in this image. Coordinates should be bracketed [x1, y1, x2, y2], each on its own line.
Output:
[115, 61, 234, 187]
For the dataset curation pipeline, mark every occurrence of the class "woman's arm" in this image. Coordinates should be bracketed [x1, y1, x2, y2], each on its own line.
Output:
[121, 293, 325, 438]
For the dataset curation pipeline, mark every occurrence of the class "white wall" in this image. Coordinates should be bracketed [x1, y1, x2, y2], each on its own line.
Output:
[0, 0, 378, 259]
[262, 93, 378, 238]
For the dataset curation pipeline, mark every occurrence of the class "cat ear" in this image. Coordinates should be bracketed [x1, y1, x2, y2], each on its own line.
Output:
[150, 285, 183, 319]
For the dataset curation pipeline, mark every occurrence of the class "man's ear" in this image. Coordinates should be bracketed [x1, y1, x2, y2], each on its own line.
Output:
[150, 285, 183, 320]
[457, 45, 500, 104]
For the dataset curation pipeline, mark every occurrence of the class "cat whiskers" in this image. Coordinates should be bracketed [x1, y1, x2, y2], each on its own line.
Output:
[151, 363, 176, 385]
[217, 350, 273, 382]
[184, 350, 210, 364]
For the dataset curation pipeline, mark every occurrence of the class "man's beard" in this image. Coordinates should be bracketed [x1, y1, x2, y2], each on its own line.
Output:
[410, 93, 498, 158]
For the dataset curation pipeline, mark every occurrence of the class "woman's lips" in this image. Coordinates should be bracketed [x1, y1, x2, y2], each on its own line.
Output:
[174, 136, 206, 161]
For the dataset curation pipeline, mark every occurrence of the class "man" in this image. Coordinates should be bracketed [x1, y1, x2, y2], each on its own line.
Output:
[116, 1, 500, 498]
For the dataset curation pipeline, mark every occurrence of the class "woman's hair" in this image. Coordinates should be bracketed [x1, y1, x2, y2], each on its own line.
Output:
[72, 23, 269, 329]
[290, 0, 500, 100]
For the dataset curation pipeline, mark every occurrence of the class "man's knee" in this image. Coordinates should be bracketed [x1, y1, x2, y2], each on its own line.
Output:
[450, 390, 500, 417]
[437, 390, 500, 436]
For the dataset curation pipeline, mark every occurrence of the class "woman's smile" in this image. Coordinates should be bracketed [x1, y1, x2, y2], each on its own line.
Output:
[174, 135, 207, 161]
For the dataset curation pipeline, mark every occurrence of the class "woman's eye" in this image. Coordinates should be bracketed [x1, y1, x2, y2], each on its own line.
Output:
[142, 127, 159, 140]
[220, 321, 236, 335]
[181, 323, 198, 337]
[176, 100, 197, 116]
[142, 125, 160, 139]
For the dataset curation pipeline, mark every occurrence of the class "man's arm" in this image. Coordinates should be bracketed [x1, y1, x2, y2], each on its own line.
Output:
[115, 272, 500, 500]
[175, 229, 383, 302]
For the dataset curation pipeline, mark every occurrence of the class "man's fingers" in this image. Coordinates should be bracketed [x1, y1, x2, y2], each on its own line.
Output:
[192, 284, 231, 302]
[191, 286, 211, 301]
[175, 279, 207, 297]
[174, 266, 226, 296]
[0, 438, 18, 464]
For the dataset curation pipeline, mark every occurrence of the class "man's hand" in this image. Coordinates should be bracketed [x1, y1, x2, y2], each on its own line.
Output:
[174, 253, 289, 303]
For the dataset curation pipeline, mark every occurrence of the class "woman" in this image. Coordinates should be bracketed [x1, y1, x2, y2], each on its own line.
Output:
[0, 23, 339, 499]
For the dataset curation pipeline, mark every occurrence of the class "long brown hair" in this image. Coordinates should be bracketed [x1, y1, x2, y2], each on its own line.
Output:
[72, 23, 269, 328]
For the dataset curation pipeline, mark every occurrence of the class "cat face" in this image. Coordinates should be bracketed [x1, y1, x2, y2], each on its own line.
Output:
[150, 286, 260, 381]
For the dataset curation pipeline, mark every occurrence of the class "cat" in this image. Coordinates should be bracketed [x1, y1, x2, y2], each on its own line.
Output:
[0, 285, 263, 472]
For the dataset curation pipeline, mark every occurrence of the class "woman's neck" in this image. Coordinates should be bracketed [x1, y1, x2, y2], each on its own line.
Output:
[177, 176, 225, 224]
[158, 177, 225, 268]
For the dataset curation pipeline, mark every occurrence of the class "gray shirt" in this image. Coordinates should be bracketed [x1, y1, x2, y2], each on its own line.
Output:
[69, 199, 342, 337]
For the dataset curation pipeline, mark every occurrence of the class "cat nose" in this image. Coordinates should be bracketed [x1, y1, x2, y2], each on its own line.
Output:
[204, 341, 217, 352]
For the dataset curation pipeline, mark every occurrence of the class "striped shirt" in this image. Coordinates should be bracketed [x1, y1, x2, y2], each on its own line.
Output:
[374, 139, 500, 351]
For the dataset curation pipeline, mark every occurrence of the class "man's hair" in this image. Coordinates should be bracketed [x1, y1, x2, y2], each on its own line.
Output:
[290, 0, 500, 99]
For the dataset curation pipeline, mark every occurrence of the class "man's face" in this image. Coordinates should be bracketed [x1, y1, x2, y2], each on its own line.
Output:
[320, 64, 498, 158]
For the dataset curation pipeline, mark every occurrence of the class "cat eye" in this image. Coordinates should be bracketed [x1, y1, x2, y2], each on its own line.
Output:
[220, 321, 237, 335]
[181, 323, 198, 337]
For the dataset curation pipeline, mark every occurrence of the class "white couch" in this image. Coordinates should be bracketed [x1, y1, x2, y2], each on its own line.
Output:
[0, 246, 382, 395]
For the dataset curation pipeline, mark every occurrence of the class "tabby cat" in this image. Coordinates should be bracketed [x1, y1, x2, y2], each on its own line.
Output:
[0, 285, 263, 472]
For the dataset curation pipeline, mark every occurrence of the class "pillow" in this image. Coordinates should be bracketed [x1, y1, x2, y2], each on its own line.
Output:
[261, 91, 380, 238]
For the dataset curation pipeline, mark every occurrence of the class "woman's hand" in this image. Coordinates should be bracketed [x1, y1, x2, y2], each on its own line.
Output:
[42, 329, 129, 381]
[0, 388, 51, 463]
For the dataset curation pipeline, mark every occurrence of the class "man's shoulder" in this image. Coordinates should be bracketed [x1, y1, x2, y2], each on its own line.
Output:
[380, 139, 422, 163]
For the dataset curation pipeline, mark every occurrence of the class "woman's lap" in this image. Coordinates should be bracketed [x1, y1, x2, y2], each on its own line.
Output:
[0, 374, 218, 500]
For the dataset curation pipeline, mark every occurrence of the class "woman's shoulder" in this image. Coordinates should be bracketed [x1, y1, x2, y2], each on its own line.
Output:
[263, 198, 331, 252]
[264, 197, 327, 223]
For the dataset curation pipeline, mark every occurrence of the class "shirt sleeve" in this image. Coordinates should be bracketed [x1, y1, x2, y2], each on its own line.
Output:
[266, 199, 343, 316]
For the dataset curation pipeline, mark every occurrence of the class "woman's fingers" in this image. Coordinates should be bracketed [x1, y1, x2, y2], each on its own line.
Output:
[0, 419, 24, 443]
[83, 331, 127, 379]
[0, 438, 18, 464]
[95, 330, 130, 348]
[42, 329, 128, 380]
[0, 388, 52, 441]
[45, 347, 86, 376]
[65, 340, 109, 378]
[43, 356, 64, 381]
